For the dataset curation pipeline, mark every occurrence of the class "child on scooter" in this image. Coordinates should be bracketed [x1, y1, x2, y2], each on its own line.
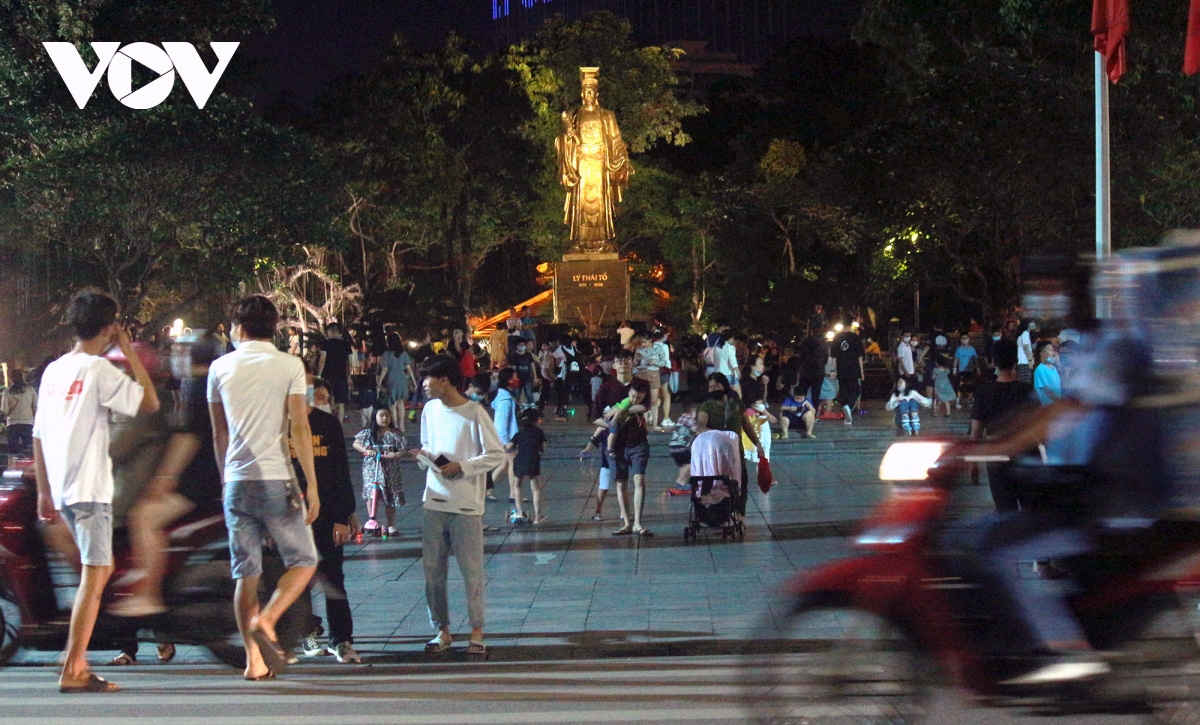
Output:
[352, 406, 406, 537]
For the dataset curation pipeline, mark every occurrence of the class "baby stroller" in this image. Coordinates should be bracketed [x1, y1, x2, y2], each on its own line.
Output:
[683, 430, 745, 543]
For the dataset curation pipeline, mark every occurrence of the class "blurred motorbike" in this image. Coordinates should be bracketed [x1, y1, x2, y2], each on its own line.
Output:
[742, 440, 1200, 724]
[0, 464, 245, 667]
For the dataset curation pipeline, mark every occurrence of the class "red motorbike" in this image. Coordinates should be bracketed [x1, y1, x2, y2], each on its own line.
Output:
[742, 440, 1200, 724]
[0, 463, 245, 666]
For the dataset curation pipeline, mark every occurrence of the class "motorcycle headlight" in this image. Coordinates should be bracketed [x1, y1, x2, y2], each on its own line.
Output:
[879, 441, 949, 482]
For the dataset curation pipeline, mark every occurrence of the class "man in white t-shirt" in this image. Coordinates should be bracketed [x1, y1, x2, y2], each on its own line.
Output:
[34, 290, 160, 693]
[896, 330, 916, 383]
[410, 354, 504, 656]
[208, 295, 320, 680]
[1017, 321, 1036, 384]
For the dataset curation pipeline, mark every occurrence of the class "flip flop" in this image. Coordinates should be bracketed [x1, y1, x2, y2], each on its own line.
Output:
[59, 673, 120, 693]
[633, 528, 655, 538]
[244, 669, 275, 681]
[249, 628, 289, 674]
[424, 634, 452, 653]
[612, 527, 633, 536]
[466, 640, 487, 656]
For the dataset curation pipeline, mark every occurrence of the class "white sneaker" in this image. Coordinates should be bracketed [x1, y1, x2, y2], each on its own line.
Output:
[842, 405, 853, 425]
[303, 629, 329, 657]
[385, 526, 398, 537]
[330, 642, 362, 664]
[999, 659, 1110, 686]
[660, 418, 675, 427]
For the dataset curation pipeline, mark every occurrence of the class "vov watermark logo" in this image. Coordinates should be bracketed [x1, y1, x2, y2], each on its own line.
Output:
[43, 42, 239, 110]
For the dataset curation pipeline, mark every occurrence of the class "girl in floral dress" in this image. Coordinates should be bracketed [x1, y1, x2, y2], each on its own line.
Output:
[352, 407, 406, 537]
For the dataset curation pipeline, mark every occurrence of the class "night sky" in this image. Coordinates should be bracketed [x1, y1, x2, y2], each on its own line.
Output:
[237, 0, 491, 107]
[236, 0, 861, 108]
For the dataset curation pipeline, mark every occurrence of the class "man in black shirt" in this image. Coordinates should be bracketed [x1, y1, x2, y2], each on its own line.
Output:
[318, 323, 354, 421]
[294, 379, 361, 663]
[509, 340, 536, 407]
[970, 338, 1035, 512]
[829, 315, 865, 425]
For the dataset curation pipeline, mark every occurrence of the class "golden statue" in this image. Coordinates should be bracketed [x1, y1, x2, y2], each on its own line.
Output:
[555, 67, 633, 255]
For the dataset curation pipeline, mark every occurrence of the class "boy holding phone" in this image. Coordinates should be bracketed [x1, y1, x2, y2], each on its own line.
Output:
[410, 354, 504, 656]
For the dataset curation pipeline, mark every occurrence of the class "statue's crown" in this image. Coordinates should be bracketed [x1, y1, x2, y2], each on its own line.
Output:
[580, 66, 600, 87]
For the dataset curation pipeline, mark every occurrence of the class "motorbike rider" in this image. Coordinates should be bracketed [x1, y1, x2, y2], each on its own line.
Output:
[962, 254, 1170, 686]
[110, 331, 225, 617]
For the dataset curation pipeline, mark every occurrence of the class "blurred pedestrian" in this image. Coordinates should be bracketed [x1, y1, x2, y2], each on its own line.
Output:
[2, 368, 37, 457]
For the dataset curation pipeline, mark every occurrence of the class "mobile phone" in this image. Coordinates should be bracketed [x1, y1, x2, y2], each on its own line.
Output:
[434, 454, 451, 467]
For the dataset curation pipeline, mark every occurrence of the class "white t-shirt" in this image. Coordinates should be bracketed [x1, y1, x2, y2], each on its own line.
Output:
[896, 340, 915, 376]
[1017, 330, 1032, 366]
[33, 353, 144, 508]
[418, 398, 504, 516]
[617, 325, 635, 346]
[207, 340, 307, 482]
[716, 341, 739, 380]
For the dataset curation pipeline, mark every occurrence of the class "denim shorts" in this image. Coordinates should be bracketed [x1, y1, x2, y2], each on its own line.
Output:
[60, 502, 113, 567]
[223, 479, 318, 579]
[615, 442, 650, 480]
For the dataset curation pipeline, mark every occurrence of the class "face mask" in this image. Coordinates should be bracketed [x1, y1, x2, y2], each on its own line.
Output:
[902, 336, 911, 343]
[707, 389, 725, 401]
[896, 384, 906, 394]
[467, 392, 484, 402]
[316, 404, 333, 414]
[517, 347, 526, 354]
[992, 335, 1001, 341]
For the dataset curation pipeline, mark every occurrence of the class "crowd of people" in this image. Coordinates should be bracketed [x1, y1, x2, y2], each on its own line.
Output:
[2, 271, 1126, 694]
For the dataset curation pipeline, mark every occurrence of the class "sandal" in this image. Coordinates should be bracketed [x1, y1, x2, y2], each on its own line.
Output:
[424, 633, 452, 653]
[249, 628, 289, 674]
[611, 526, 633, 536]
[107, 652, 136, 666]
[156, 642, 176, 663]
[244, 669, 275, 681]
[633, 528, 655, 537]
[466, 640, 487, 656]
[59, 673, 120, 693]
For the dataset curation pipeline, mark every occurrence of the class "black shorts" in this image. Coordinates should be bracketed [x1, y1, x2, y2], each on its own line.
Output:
[513, 460, 541, 478]
[615, 442, 650, 480]
[669, 448, 691, 466]
[330, 378, 350, 405]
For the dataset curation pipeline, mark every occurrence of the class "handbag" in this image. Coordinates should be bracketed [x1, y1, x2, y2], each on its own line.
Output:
[757, 456, 773, 494]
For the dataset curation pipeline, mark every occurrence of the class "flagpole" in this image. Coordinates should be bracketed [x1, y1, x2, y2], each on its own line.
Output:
[1095, 50, 1113, 319]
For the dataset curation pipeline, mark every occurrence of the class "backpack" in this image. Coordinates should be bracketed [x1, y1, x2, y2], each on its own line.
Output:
[702, 336, 721, 369]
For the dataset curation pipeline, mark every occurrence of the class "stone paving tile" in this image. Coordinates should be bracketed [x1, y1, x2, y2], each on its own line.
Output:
[11, 413, 997, 665]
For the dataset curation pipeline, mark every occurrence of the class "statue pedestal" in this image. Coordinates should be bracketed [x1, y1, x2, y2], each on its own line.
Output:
[553, 255, 630, 333]
[562, 252, 619, 261]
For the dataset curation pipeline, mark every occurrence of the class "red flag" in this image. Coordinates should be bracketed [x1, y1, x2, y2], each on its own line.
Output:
[1186, 0, 1200, 74]
[1091, 0, 1128, 83]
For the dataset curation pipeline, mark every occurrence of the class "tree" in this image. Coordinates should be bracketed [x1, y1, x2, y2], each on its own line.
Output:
[321, 33, 540, 313]
[9, 97, 335, 323]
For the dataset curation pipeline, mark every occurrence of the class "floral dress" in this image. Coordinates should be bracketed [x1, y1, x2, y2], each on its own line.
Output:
[355, 428, 406, 507]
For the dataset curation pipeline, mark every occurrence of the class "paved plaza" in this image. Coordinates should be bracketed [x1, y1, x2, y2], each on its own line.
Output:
[11, 408, 993, 667]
